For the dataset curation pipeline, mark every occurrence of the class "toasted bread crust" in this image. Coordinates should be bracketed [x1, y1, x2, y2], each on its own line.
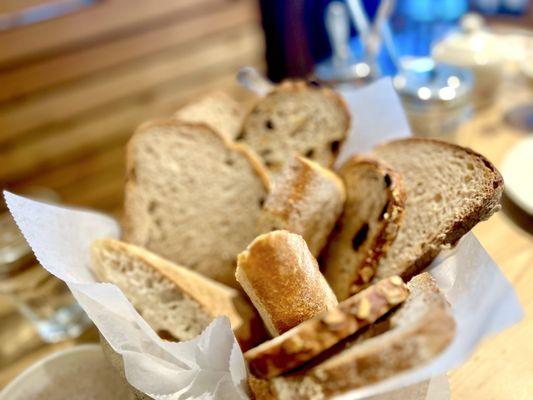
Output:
[260, 155, 346, 257]
[244, 276, 408, 379]
[236, 231, 338, 336]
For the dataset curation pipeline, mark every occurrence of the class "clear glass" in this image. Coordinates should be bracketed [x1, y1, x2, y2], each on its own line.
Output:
[0, 210, 91, 343]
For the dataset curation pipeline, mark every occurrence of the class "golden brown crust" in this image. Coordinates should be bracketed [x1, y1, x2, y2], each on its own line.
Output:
[244, 276, 408, 379]
[259, 155, 346, 256]
[236, 231, 338, 336]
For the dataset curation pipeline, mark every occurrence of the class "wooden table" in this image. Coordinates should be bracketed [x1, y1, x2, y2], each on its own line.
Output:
[1, 73, 532, 399]
[449, 71, 533, 400]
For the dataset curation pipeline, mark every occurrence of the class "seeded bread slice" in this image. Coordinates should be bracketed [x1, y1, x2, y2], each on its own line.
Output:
[372, 138, 504, 281]
[174, 91, 244, 140]
[123, 119, 269, 288]
[245, 276, 408, 379]
[91, 238, 265, 349]
[251, 273, 455, 400]
[322, 156, 405, 300]
[238, 80, 350, 178]
[236, 231, 338, 336]
[259, 155, 346, 257]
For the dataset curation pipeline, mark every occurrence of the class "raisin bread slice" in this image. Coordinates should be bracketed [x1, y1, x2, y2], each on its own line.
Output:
[372, 138, 503, 281]
[238, 81, 350, 179]
[322, 156, 405, 300]
[123, 119, 269, 288]
[259, 155, 346, 257]
[174, 91, 244, 140]
[251, 273, 455, 400]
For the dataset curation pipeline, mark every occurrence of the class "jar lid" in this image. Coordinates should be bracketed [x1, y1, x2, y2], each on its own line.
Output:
[393, 58, 473, 110]
[432, 14, 503, 67]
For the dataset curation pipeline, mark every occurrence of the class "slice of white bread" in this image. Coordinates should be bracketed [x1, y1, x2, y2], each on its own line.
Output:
[372, 138, 504, 280]
[259, 155, 346, 257]
[123, 119, 269, 288]
[91, 238, 266, 349]
[250, 273, 455, 400]
[244, 276, 408, 379]
[236, 230, 338, 336]
[322, 156, 405, 300]
[174, 91, 244, 140]
[238, 80, 350, 178]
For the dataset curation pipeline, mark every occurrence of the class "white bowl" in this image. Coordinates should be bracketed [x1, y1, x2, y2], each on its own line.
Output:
[0, 344, 134, 400]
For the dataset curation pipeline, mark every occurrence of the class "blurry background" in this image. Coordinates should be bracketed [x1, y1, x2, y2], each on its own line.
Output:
[1, 0, 532, 398]
[0, 0, 265, 214]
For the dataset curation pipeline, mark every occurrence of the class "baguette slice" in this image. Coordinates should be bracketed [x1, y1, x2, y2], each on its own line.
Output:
[236, 231, 338, 336]
[259, 155, 346, 257]
[372, 138, 504, 280]
[91, 238, 265, 349]
[238, 80, 350, 178]
[251, 273, 455, 400]
[322, 156, 405, 300]
[123, 119, 269, 288]
[245, 276, 408, 379]
[174, 91, 244, 140]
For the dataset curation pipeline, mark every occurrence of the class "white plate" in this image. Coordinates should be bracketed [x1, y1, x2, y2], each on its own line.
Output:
[0, 344, 134, 400]
[501, 137, 533, 215]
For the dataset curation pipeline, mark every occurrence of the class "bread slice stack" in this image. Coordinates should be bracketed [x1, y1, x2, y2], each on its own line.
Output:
[259, 155, 346, 257]
[123, 119, 269, 288]
[238, 80, 350, 178]
[249, 273, 455, 400]
[91, 238, 265, 349]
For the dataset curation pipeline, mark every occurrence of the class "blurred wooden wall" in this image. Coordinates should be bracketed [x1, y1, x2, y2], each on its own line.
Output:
[0, 0, 265, 214]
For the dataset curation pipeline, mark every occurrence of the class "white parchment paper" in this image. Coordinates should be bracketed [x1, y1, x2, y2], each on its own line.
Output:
[4, 78, 523, 400]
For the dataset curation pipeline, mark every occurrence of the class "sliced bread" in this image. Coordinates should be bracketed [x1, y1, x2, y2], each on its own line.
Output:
[251, 273, 455, 400]
[91, 238, 265, 349]
[174, 91, 244, 140]
[244, 276, 408, 379]
[236, 230, 338, 336]
[322, 156, 405, 300]
[259, 155, 346, 257]
[238, 80, 350, 178]
[372, 138, 504, 280]
[123, 119, 269, 288]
